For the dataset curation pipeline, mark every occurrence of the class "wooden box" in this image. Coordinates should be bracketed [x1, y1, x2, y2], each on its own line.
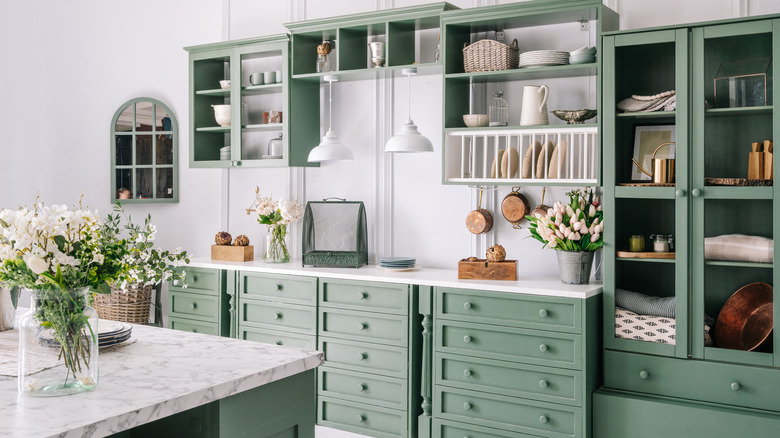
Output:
[458, 259, 517, 281]
[211, 245, 254, 262]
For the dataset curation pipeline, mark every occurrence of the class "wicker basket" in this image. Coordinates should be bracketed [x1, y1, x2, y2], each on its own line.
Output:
[463, 38, 519, 72]
[94, 284, 153, 324]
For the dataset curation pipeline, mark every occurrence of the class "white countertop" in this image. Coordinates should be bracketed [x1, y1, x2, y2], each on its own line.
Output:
[189, 258, 602, 299]
[0, 322, 323, 438]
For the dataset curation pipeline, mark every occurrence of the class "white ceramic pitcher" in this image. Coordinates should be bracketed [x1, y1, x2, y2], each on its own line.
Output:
[520, 85, 549, 126]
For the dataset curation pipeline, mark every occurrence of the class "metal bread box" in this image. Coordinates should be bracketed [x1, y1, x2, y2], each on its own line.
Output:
[302, 199, 368, 267]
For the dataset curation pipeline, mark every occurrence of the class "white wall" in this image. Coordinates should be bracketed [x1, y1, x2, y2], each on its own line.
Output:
[1, 0, 777, 289]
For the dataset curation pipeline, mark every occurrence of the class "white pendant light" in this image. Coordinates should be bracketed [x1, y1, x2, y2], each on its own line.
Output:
[385, 68, 433, 153]
[308, 75, 353, 162]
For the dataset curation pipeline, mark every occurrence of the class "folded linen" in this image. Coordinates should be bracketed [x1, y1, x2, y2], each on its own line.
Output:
[615, 288, 675, 318]
[615, 307, 713, 346]
[704, 234, 773, 263]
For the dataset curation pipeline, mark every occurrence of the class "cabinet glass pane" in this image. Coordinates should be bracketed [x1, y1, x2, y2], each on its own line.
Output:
[116, 169, 132, 199]
[156, 168, 174, 199]
[703, 113, 772, 179]
[136, 135, 153, 165]
[157, 135, 173, 165]
[115, 135, 132, 166]
[704, 32, 772, 108]
[115, 105, 134, 132]
[135, 168, 153, 199]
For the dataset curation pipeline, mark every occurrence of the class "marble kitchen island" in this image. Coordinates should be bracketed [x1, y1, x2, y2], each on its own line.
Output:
[0, 322, 323, 438]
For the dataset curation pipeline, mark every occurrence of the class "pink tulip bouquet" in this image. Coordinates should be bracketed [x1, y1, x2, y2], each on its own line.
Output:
[527, 188, 604, 252]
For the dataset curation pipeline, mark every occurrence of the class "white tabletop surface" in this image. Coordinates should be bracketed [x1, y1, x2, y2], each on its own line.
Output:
[189, 258, 602, 299]
[0, 321, 323, 438]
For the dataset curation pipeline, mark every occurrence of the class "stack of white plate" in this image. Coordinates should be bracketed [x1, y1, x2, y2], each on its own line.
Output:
[569, 46, 597, 65]
[98, 320, 132, 348]
[378, 257, 416, 271]
[220, 146, 231, 160]
[519, 50, 570, 68]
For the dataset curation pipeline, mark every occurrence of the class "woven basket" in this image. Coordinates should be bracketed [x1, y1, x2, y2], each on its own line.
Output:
[94, 284, 153, 324]
[463, 39, 519, 72]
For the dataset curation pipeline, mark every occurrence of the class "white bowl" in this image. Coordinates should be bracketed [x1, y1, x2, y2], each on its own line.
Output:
[463, 114, 489, 128]
[212, 105, 231, 126]
[219, 80, 231, 89]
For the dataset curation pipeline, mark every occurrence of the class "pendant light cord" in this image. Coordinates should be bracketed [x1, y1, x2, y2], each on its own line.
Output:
[328, 79, 333, 131]
[407, 72, 411, 120]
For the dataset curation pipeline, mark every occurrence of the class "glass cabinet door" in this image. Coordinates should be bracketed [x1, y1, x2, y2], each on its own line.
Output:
[690, 20, 776, 366]
[603, 29, 690, 359]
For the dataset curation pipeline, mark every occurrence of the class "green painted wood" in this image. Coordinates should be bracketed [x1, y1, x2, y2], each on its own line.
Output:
[603, 11, 780, 37]
[704, 19, 773, 38]
[170, 291, 220, 322]
[436, 320, 581, 370]
[703, 186, 773, 199]
[285, 3, 456, 34]
[168, 267, 231, 337]
[615, 111, 677, 120]
[225, 270, 237, 339]
[580, 295, 601, 438]
[594, 388, 780, 438]
[434, 418, 541, 438]
[240, 326, 316, 350]
[773, 18, 780, 369]
[602, 35, 618, 352]
[240, 271, 317, 305]
[241, 300, 317, 335]
[703, 346, 773, 367]
[387, 21, 415, 67]
[119, 401, 218, 437]
[319, 279, 409, 315]
[170, 267, 220, 295]
[337, 26, 369, 71]
[318, 396, 407, 438]
[319, 337, 408, 379]
[418, 286, 433, 438]
[406, 286, 422, 438]
[168, 317, 220, 336]
[291, 62, 442, 81]
[445, 63, 597, 82]
[441, 1, 601, 29]
[319, 366, 407, 411]
[320, 308, 408, 347]
[434, 386, 580, 437]
[436, 287, 580, 333]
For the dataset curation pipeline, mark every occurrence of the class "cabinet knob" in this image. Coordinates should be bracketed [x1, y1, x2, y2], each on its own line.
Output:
[539, 415, 549, 424]
[539, 379, 549, 388]
[691, 188, 702, 197]
[463, 369, 473, 377]
[463, 402, 472, 411]
[274, 312, 282, 320]
[356, 414, 366, 423]
[539, 309, 548, 318]
[191, 329, 197, 333]
[359, 291, 367, 300]
[731, 382, 741, 391]
[463, 302, 473, 310]
[192, 274, 198, 282]
[539, 344, 548, 352]
[358, 352, 368, 361]
[232, 160, 238, 167]
[675, 189, 685, 197]
[358, 383, 367, 392]
[639, 370, 649, 379]
[463, 335, 472, 343]
[275, 340, 283, 345]
[275, 283, 282, 291]
[359, 322, 368, 330]
[190, 302, 198, 310]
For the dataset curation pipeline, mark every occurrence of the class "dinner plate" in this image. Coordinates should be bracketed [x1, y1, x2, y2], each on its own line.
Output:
[99, 333, 132, 348]
[519, 61, 569, 68]
[376, 265, 417, 272]
[98, 320, 127, 336]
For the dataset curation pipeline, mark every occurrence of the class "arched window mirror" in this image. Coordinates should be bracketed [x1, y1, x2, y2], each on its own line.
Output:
[111, 97, 178, 203]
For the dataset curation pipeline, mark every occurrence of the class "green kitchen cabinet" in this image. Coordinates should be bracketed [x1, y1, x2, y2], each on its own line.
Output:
[431, 287, 601, 438]
[168, 267, 234, 337]
[599, 14, 780, 436]
[185, 34, 317, 168]
[439, 0, 618, 186]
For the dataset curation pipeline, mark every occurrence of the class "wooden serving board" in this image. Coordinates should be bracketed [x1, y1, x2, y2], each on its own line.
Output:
[616, 251, 675, 259]
[618, 182, 675, 187]
[211, 245, 254, 262]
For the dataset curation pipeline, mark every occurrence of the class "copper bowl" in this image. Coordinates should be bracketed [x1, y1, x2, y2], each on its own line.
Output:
[715, 282, 773, 351]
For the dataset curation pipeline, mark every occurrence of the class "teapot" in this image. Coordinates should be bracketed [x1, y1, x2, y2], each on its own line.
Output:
[632, 141, 675, 184]
[266, 133, 283, 158]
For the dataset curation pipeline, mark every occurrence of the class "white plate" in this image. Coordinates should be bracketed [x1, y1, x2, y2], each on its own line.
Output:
[261, 155, 283, 159]
[376, 265, 417, 272]
[519, 62, 569, 68]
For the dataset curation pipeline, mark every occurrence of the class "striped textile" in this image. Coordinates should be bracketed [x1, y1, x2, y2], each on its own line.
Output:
[615, 288, 675, 318]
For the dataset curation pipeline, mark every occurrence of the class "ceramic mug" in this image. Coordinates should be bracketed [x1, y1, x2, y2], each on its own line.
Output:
[520, 85, 549, 126]
[263, 71, 276, 84]
[275, 70, 282, 83]
[249, 73, 263, 86]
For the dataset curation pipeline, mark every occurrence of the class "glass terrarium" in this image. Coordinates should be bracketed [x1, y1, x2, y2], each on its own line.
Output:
[714, 57, 772, 108]
[302, 199, 368, 267]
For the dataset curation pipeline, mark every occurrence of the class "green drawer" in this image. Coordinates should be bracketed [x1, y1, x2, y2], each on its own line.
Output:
[605, 350, 780, 412]
[320, 279, 408, 315]
[169, 317, 219, 336]
[320, 308, 408, 347]
[437, 287, 580, 333]
[239, 326, 316, 350]
[435, 387, 579, 438]
[435, 352, 580, 406]
[436, 320, 580, 370]
[169, 291, 219, 322]
[434, 418, 542, 438]
[320, 337, 408, 379]
[319, 366, 407, 411]
[318, 396, 406, 438]
[169, 267, 220, 295]
[240, 300, 316, 335]
[240, 272, 316, 305]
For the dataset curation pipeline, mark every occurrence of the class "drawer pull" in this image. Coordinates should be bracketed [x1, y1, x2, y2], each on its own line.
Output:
[463, 335, 472, 343]
[359, 322, 368, 331]
[358, 352, 368, 361]
[359, 291, 368, 300]
[192, 274, 198, 282]
[463, 302, 473, 310]
[539, 344, 548, 352]
[275, 340, 283, 345]
[731, 382, 741, 391]
[356, 414, 366, 423]
[190, 302, 198, 310]
[539, 415, 549, 424]
[639, 370, 649, 380]
[463, 402, 472, 411]
[539, 309, 548, 318]
[275, 283, 282, 291]
[358, 383, 367, 392]
[463, 369, 473, 377]
[274, 312, 282, 320]
[191, 329, 197, 333]
[539, 379, 548, 388]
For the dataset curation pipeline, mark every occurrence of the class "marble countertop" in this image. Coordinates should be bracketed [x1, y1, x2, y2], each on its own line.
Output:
[0, 322, 323, 438]
[189, 258, 602, 299]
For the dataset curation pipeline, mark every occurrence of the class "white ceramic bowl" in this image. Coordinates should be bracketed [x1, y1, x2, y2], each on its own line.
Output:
[463, 114, 489, 128]
[212, 105, 231, 126]
[219, 80, 231, 89]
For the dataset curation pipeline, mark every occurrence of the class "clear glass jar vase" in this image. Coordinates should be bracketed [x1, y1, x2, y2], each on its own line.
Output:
[19, 287, 98, 396]
[265, 224, 290, 263]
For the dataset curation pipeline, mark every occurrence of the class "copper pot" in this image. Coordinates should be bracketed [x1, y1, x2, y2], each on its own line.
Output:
[531, 186, 551, 218]
[466, 188, 493, 234]
[501, 186, 529, 229]
[715, 282, 773, 351]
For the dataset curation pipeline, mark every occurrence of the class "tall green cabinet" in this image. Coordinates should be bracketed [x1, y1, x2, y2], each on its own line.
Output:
[597, 15, 780, 437]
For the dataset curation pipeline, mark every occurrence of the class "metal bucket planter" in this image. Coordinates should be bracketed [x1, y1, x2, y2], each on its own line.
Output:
[556, 251, 594, 284]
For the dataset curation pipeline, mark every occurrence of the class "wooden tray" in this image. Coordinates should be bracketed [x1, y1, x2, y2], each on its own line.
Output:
[705, 177, 772, 186]
[616, 251, 675, 259]
[211, 245, 254, 262]
[618, 182, 675, 187]
[458, 259, 517, 281]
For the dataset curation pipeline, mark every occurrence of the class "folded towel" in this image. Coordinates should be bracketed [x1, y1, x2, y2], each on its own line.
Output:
[704, 234, 773, 263]
[617, 91, 677, 113]
[615, 307, 713, 346]
[616, 288, 675, 318]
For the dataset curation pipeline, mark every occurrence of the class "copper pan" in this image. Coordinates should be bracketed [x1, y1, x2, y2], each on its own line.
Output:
[715, 282, 773, 351]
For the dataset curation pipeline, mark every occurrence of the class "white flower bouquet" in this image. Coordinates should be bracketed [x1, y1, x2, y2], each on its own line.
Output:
[527, 188, 604, 252]
[256, 194, 304, 263]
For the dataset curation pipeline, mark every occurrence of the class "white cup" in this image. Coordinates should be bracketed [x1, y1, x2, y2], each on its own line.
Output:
[275, 70, 282, 83]
[263, 71, 275, 84]
[249, 73, 263, 86]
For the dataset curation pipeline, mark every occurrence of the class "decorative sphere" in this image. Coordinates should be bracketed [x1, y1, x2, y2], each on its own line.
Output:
[486, 244, 507, 262]
[215, 231, 232, 246]
[233, 235, 250, 246]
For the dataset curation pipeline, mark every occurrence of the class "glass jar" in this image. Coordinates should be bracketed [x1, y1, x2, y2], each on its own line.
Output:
[19, 287, 98, 396]
[629, 235, 645, 252]
[650, 234, 673, 252]
[316, 41, 332, 73]
[489, 91, 509, 126]
[265, 224, 290, 263]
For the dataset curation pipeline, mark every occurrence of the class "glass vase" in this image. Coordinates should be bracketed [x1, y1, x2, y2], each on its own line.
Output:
[18, 287, 98, 396]
[265, 224, 290, 263]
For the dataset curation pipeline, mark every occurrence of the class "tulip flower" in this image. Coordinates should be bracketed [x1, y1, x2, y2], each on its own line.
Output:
[591, 232, 600, 243]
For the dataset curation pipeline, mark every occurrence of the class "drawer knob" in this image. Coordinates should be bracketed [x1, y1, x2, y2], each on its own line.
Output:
[639, 370, 649, 380]
[675, 189, 685, 197]
[463, 302, 473, 310]
[691, 188, 702, 197]
[274, 312, 282, 320]
[356, 414, 366, 423]
[358, 352, 368, 361]
[539, 344, 548, 352]
[359, 291, 368, 300]
[731, 382, 741, 391]
[539, 309, 548, 318]
[462, 402, 472, 411]
[191, 329, 197, 333]
[539, 379, 549, 388]
[192, 274, 198, 282]
[358, 383, 367, 392]
[539, 415, 549, 424]
[463, 369, 473, 377]
[190, 302, 198, 310]
[463, 335, 472, 343]
[359, 322, 368, 330]
[275, 283, 282, 291]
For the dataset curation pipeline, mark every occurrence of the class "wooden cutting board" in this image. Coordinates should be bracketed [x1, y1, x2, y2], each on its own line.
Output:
[616, 251, 675, 259]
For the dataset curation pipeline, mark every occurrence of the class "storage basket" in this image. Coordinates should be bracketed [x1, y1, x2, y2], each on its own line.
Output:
[463, 39, 519, 72]
[93, 283, 153, 324]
